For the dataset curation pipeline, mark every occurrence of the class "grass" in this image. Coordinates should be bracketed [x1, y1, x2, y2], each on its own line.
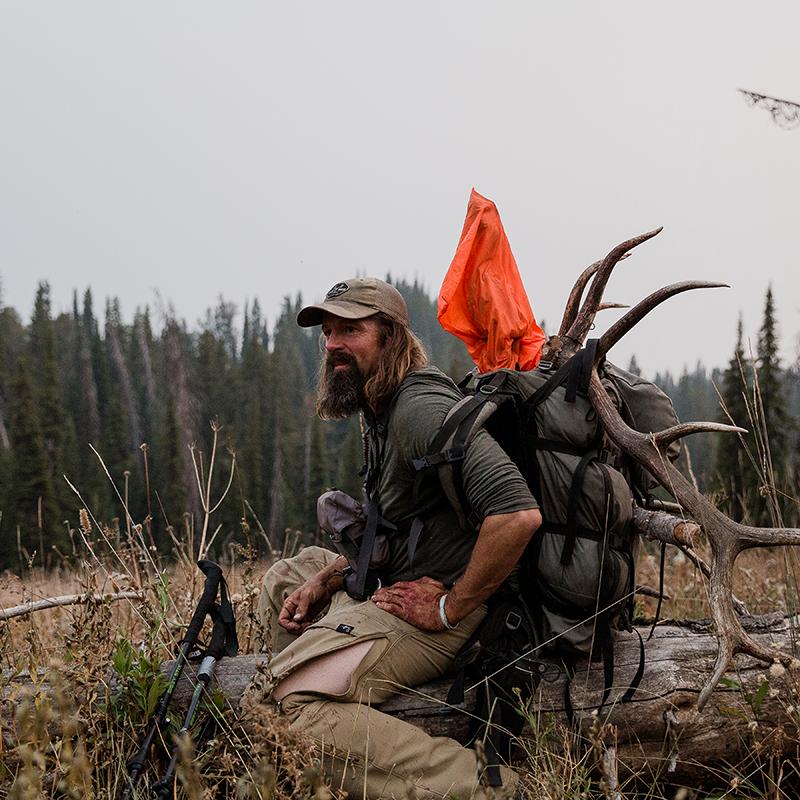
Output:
[2, 534, 797, 799]
[1, 414, 799, 798]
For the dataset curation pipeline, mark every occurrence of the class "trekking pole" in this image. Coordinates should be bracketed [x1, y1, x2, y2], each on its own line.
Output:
[152, 605, 228, 799]
[118, 560, 225, 800]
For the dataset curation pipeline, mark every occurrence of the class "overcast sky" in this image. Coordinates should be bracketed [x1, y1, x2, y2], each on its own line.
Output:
[1, 2, 798, 375]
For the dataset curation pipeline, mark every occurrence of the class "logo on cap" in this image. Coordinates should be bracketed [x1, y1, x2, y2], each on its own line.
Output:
[326, 282, 349, 299]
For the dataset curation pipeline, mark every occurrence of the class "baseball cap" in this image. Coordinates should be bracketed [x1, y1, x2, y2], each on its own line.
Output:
[297, 277, 410, 328]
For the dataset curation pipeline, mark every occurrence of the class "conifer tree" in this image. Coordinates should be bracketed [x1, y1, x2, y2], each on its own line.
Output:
[238, 299, 272, 532]
[77, 289, 109, 514]
[28, 283, 72, 522]
[305, 410, 332, 533]
[753, 285, 791, 523]
[7, 355, 58, 566]
[714, 316, 755, 521]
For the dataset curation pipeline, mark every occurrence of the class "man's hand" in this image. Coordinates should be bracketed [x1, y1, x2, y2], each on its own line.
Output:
[278, 575, 333, 634]
[372, 576, 447, 632]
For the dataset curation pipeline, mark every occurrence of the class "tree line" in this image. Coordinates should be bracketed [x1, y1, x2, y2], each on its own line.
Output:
[0, 279, 470, 569]
[0, 280, 797, 571]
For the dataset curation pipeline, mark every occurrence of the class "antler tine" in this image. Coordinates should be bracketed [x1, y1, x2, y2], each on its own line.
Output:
[653, 422, 748, 449]
[588, 366, 800, 710]
[556, 255, 633, 339]
[597, 302, 629, 311]
[557, 260, 602, 337]
[597, 281, 729, 361]
[564, 228, 663, 349]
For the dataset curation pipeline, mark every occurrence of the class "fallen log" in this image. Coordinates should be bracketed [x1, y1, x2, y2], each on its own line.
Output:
[163, 614, 799, 782]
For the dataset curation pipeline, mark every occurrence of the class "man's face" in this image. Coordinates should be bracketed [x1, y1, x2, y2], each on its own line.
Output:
[315, 313, 385, 419]
[321, 313, 384, 378]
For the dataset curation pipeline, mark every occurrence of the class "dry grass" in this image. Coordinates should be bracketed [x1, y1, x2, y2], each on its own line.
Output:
[1, 412, 798, 798]
[2, 536, 797, 799]
[0, 540, 342, 799]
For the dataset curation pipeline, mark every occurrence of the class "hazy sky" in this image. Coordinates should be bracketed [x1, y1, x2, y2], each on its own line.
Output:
[1, 2, 798, 375]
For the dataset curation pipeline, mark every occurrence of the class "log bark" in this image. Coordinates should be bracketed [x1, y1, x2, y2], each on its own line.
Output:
[163, 614, 798, 782]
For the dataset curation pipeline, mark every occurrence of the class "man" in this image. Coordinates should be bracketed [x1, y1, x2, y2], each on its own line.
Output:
[258, 277, 541, 799]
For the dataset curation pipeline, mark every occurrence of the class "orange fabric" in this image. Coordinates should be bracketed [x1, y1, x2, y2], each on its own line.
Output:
[438, 189, 545, 372]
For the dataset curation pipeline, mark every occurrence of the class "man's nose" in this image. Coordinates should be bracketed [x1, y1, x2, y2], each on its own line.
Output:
[325, 331, 344, 352]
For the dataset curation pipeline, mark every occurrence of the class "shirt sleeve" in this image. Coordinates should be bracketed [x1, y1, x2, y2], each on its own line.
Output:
[460, 427, 538, 520]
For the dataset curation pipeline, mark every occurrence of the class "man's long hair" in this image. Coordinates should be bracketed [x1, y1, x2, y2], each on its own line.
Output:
[315, 313, 428, 419]
[363, 313, 428, 411]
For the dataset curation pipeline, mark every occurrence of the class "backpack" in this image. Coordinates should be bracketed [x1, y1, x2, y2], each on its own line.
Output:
[414, 341, 680, 775]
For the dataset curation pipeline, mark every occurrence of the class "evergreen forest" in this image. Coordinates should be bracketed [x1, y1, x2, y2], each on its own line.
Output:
[0, 279, 798, 572]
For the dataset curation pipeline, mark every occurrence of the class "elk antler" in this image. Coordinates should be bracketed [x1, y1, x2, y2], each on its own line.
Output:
[597, 281, 729, 361]
[546, 255, 631, 362]
[589, 369, 800, 708]
[561, 228, 662, 356]
[570, 231, 800, 708]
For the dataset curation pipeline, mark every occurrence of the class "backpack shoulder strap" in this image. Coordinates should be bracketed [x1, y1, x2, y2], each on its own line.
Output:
[412, 371, 511, 530]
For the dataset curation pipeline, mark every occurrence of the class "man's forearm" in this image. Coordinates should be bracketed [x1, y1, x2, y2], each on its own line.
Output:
[444, 508, 541, 624]
[315, 554, 350, 593]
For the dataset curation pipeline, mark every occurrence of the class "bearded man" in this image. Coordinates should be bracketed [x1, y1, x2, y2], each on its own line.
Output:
[258, 278, 541, 799]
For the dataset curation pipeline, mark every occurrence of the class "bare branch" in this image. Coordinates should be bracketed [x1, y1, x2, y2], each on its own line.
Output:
[0, 591, 143, 621]
[632, 507, 699, 548]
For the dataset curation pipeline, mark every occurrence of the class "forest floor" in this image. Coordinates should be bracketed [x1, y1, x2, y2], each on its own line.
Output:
[0, 536, 798, 799]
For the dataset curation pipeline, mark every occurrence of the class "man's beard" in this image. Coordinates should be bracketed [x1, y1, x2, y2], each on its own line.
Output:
[316, 353, 367, 420]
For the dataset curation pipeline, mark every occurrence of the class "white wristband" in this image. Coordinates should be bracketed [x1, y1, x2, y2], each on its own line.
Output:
[438, 593, 457, 630]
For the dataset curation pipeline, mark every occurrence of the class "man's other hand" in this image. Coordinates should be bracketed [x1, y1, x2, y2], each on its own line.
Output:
[278, 576, 331, 634]
[372, 576, 447, 631]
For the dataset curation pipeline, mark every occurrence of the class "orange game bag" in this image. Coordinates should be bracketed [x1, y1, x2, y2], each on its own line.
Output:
[438, 189, 545, 372]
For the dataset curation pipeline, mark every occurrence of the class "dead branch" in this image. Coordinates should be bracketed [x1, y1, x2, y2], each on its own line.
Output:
[0, 591, 143, 621]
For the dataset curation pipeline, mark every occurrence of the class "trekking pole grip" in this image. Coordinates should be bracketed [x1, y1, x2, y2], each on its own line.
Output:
[184, 560, 222, 647]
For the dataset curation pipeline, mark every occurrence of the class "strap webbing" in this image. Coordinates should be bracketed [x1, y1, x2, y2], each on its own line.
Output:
[528, 437, 592, 458]
[407, 517, 424, 574]
[353, 499, 379, 600]
[218, 575, 239, 657]
[541, 520, 627, 553]
[560, 451, 598, 566]
[620, 627, 646, 703]
[648, 541, 667, 642]
[564, 339, 599, 404]
[421, 372, 508, 464]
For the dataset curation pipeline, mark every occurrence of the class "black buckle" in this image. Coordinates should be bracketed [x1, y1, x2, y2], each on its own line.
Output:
[479, 383, 498, 395]
[505, 611, 522, 631]
[443, 445, 465, 462]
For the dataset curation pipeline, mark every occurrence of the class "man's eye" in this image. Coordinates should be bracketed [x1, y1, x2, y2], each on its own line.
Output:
[344, 326, 357, 334]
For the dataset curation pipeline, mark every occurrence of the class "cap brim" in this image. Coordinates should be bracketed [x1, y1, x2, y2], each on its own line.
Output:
[296, 299, 380, 327]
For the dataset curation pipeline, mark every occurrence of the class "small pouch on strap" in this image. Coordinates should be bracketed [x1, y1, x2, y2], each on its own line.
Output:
[317, 490, 397, 598]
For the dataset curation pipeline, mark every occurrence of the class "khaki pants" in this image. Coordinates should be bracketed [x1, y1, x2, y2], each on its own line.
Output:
[257, 547, 518, 799]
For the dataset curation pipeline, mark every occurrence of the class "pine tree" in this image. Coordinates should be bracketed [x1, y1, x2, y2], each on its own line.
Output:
[305, 410, 332, 533]
[753, 285, 791, 523]
[101, 298, 139, 518]
[77, 289, 109, 514]
[713, 316, 755, 521]
[238, 299, 272, 534]
[7, 354, 58, 567]
[28, 283, 72, 523]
